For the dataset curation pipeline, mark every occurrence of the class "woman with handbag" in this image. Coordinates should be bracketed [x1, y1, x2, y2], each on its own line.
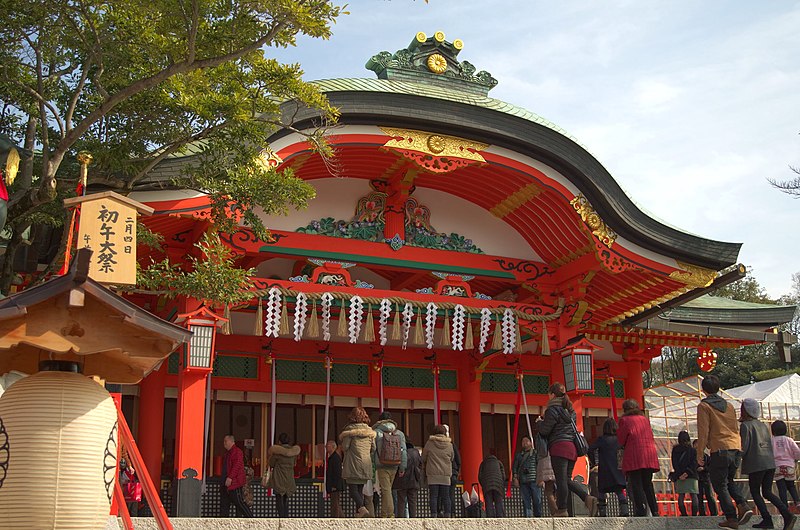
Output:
[119, 459, 141, 516]
[538, 382, 598, 517]
[617, 399, 660, 517]
[671, 431, 699, 516]
[589, 418, 629, 516]
[267, 432, 301, 518]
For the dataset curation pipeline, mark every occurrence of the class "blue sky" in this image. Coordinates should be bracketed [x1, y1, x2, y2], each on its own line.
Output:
[272, 1, 800, 298]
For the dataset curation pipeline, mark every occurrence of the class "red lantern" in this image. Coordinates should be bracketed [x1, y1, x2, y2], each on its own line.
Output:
[696, 348, 718, 372]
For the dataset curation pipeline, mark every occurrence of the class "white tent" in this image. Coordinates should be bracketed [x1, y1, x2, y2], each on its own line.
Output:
[726, 373, 800, 420]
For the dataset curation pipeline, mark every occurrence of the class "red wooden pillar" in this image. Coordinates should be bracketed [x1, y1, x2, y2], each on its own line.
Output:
[570, 393, 587, 480]
[174, 366, 209, 516]
[625, 359, 646, 408]
[138, 363, 166, 485]
[458, 363, 482, 488]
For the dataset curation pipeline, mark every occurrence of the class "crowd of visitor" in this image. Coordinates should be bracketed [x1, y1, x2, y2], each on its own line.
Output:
[216, 375, 800, 528]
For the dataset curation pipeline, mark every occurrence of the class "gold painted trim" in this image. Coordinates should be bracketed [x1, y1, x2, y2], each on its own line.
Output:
[380, 127, 488, 163]
[489, 183, 542, 218]
[602, 286, 691, 325]
[668, 261, 718, 288]
[256, 148, 283, 170]
[569, 194, 617, 248]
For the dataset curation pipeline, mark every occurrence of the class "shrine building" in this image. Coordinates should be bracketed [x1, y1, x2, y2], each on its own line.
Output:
[118, 32, 797, 516]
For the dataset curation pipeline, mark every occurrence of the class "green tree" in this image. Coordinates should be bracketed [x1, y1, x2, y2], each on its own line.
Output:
[0, 0, 344, 294]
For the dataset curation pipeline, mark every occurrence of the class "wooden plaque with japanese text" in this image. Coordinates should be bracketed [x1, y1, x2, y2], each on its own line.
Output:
[75, 196, 141, 285]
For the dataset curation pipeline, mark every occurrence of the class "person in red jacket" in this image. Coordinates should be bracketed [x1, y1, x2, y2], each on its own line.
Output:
[221, 434, 253, 518]
[617, 399, 660, 517]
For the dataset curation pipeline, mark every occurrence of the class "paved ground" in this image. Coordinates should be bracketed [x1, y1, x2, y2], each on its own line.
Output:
[126, 516, 742, 530]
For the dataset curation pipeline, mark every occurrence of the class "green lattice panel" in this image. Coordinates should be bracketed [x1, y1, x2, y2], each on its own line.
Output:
[212, 355, 258, 379]
[332, 364, 369, 385]
[524, 374, 551, 394]
[480, 373, 550, 393]
[590, 378, 625, 398]
[275, 361, 369, 385]
[167, 351, 180, 374]
[439, 370, 457, 390]
[480, 372, 517, 393]
[383, 367, 455, 389]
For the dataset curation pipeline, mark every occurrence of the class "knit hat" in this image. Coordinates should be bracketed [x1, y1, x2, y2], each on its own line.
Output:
[742, 398, 760, 419]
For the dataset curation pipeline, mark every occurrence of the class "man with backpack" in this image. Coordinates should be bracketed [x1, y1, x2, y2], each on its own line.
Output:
[373, 411, 408, 517]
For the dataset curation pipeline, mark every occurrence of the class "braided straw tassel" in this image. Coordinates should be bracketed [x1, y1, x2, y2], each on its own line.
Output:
[515, 319, 523, 352]
[414, 308, 424, 345]
[492, 315, 503, 350]
[363, 304, 375, 343]
[222, 304, 231, 335]
[253, 299, 263, 336]
[279, 301, 290, 336]
[306, 300, 320, 338]
[464, 314, 474, 350]
[440, 312, 451, 347]
[391, 303, 402, 341]
[337, 302, 348, 338]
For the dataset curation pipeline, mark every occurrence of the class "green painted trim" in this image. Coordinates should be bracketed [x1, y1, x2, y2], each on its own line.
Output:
[258, 245, 515, 279]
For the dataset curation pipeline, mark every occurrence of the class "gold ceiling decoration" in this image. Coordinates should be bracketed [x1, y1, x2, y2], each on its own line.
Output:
[569, 194, 617, 248]
[489, 183, 542, 218]
[255, 148, 283, 170]
[380, 127, 488, 163]
[668, 261, 718, 288]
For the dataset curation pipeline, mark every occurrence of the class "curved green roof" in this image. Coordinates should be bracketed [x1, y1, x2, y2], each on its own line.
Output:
[311, 77, 582, 147]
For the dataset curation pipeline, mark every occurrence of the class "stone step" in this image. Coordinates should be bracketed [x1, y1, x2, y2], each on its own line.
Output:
[126, 516, 755, 530]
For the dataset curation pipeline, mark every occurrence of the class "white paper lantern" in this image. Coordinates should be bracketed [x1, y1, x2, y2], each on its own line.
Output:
[0, 368, 118, 529]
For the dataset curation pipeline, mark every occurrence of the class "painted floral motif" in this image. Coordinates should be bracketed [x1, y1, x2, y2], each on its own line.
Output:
[103, 422, 118, 503]
[0, 416, 8, 490]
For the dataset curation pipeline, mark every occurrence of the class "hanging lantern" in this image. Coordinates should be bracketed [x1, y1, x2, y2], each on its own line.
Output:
[557, 336, 600, 394]
[697, 348, 718, 372]
[0, 361, 118, 530]
[174, 306, 228, 373]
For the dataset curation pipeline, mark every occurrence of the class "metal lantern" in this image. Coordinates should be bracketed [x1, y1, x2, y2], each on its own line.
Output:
[175, 306, 228, 373]
[559, 336, 600, 394]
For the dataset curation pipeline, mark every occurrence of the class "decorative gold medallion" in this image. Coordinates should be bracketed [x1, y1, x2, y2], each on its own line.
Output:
[427, 135, 446, 154]
[453, 39, 464, 50]
[255, 148, 283, 170]
[416, 31, 427, 43]
[426, 54, 447, 74]
[434, 31, 446, 42]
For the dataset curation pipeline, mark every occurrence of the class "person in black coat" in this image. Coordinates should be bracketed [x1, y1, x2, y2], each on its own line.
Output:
[325, 440, 344, 518]
[393, 442, 422, 518]
[671, 431, 699, 516]
[589, 418, 629, 516]
[479, 453, 506, 517]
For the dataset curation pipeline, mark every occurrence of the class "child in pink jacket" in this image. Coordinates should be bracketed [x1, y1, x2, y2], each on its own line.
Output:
[772, 420, 800, 514]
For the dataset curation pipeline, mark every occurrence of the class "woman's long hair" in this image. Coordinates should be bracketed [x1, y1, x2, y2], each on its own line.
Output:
[602, 417, 618, 436]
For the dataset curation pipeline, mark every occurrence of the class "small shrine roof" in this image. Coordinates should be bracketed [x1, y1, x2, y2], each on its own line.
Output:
[665, 294, 798, 327]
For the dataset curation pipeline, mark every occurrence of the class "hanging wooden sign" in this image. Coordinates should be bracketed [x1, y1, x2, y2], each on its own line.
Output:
[63, 191, 153, 285]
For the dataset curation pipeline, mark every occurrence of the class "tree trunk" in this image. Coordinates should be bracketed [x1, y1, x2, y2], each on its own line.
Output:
[0, 227, 24, 295]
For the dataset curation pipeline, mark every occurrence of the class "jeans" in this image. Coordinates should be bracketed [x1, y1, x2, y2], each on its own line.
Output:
[748, 469, 792, 524]
[777, 478, 800, 506]
[347, 482, 366, 511]
[429, 484, 451, 517]
[220, 486, 253, 517]
[485, 489, 506, 517]
[678, 492, 698, 516]
[396, 488, 418, 517]
[520, 481, 543, 517]
[376, 467, 398, 517]
[276, 493, 289, 518]
[551, 456, 589, 511]
[626, 469, 658, 517]
[698, 480, 717, 516]
[709, 450, 747, 520]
